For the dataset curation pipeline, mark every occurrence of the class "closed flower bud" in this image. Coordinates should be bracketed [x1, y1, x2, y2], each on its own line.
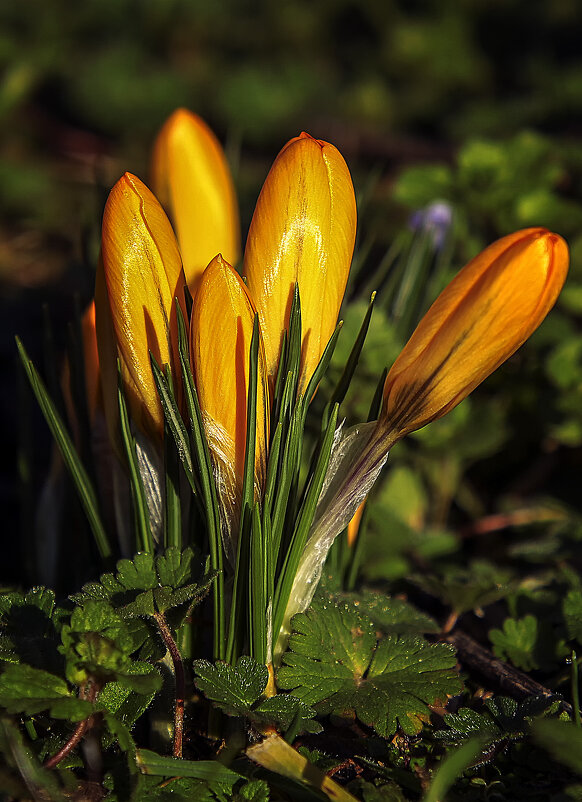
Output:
[243, 132, 356, 394]
[151, 108, 240, 293]
[379, 228, 569, 441]
[98, 172, 187, 444]
[190, 255, 269, 541]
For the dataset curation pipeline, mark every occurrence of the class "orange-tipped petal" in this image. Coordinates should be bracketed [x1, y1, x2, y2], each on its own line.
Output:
[81, 301, 101, 424]
[347, 498, 366, 548]
[190, 255, 269, 532]
[151, 108, 240, 293]
[100, 172, 187, 443]
[243, 132, 356, 394]
[379, 228, 569, 440]
[62, 300, 101, 442]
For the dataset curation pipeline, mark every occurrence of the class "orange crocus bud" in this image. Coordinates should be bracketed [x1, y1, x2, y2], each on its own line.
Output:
[98, 172, 187, 445]
[190, 255, 269, 540]
[243, 132, 356, 394]
[151, 108, 240, 293]
[379, 228, 569, 442]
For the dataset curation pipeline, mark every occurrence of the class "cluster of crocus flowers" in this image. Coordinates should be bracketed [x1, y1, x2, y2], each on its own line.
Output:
[96, 109, 357, 544]
[94, 106, 569, 662]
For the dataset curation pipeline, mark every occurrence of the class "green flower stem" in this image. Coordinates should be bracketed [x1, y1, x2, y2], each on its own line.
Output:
[571, 650, 581, 728]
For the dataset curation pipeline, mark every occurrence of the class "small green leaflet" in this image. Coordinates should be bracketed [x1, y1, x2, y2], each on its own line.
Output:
[59, 600, 162, 692]
[0, 664, 92, 720]
[194, 656, 269, 714]
[277, 600, 461, 737]
[193, 656, 321, 734]
[436, 695, 562, 748]
[234, 779, 270, 801]
[489, 615, 539, 671]
[70, 547, 215, 618]
[489, 615, 568, 672]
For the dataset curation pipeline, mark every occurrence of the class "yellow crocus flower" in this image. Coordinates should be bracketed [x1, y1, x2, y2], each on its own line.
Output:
[190, 255, 269, 537]
[243, 132, 357, 394]
[378, 227, 569, 444]
[151, 108, 240, 293]
[98, 172, 187, 444]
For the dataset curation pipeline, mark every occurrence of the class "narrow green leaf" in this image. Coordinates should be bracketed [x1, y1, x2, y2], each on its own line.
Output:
[286, 284, 302, 399]
[117, 369, 153, 553]
[273, 405, 338, 642]
[241, 316, 260, 522]
[249, 503, 266, 664]
[263, 421, 282, 522]
[227, 317, 261, 664]
[176, 302, 225, 659]
[163, 369, 183, 551]
[151, 353, 196, 494]
[367, 367, 388, 422]
[423, 739, 485, 802]
[0, 718, 66, 801]
[325, 293, 376, 421]
[137, 749, 243, 784]
[301, 322, 342, 419]
[15, 337, 111, 559]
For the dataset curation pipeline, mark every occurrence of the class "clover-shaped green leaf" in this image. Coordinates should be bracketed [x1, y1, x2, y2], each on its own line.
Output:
[277, 601, 461, 737]
[193, 656, 320, 735]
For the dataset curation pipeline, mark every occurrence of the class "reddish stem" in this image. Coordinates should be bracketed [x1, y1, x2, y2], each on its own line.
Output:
[44, 682, 99, 770]
[153, 612, 185, 758]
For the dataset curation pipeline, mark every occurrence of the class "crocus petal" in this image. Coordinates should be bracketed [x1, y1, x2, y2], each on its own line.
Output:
[81, 301, 101, 424]
[62, 300, 101, 441]
[100, 172, 187, 443]
[190, 255, 269, 537]
[243, 132, 356, 394]
[151, 108, 240, 293]
[347, 498, 366, 547]
[379, 227, 569, 441]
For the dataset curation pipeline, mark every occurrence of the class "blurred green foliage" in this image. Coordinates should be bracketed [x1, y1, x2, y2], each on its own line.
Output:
[2, 0, 582, 246]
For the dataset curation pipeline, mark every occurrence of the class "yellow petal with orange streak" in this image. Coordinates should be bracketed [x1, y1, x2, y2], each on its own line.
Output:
[190, 255, 269, 535]
[151, 108, 240, 293]
[244, 132, 356, 394]
[101, 172, 186, 443]
[380, 228, 569, 440]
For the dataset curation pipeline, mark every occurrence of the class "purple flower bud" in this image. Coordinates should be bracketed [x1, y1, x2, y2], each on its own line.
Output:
[409, 201, 453, 250]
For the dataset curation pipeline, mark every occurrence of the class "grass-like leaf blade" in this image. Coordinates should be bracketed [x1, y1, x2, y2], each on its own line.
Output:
[15, 337, 111, 559]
